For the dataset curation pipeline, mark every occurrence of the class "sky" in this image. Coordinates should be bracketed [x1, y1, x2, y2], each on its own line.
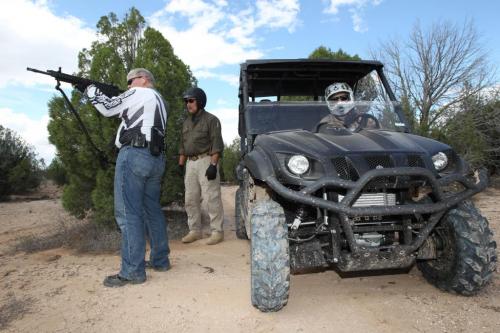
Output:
[0, 0, 499, 163]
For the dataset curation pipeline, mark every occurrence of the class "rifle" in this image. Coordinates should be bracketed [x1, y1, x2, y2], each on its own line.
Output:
[27, 67, 124, 167]
[27, 67, 123, 97]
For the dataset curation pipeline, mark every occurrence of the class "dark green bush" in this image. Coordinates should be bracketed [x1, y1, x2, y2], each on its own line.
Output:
[221, 138, 240, 184]
[441, 97, 500, 172]
[0, 125, 41, 200]
[46, 157, 68, 185]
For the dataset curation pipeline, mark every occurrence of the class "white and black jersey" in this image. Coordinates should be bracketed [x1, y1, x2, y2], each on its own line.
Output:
[86, 85, 168, 148]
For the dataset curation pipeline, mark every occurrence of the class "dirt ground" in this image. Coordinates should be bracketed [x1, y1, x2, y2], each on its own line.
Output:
[0, 183, 499, 333]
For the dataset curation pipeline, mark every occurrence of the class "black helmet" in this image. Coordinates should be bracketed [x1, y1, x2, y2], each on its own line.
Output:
[183, 87, 207, 109]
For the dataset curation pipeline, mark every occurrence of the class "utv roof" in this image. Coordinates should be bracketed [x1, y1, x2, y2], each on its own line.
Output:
[240, 59, 384, 98]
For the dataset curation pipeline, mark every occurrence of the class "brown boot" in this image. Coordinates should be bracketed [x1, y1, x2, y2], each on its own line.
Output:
[206, 232, 224, 245]
[182, 231, 202, 243]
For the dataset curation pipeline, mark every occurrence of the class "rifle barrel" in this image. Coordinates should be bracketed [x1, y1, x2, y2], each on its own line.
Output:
[26, 67, 49, 75]
[26, 66, 124, 96]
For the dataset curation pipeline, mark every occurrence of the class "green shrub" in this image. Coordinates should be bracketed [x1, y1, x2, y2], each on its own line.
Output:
[0, 125, 41, 200]
[221, 138, 240, 184]
[61, 178, 93, 218]
[46, 157, 68, 185]
[442, 98, 500, 172]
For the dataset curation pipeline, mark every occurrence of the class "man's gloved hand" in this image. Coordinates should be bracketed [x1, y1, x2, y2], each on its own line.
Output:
[205, 164, 217, 180]
[177, 164, 185, 176]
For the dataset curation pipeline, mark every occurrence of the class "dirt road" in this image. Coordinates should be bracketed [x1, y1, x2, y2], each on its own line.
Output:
[0, 185, 499, 332]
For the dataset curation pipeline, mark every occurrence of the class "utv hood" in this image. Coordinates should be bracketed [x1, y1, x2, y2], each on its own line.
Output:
[244, 129, 454, 182]
[255, 129, 451, 158]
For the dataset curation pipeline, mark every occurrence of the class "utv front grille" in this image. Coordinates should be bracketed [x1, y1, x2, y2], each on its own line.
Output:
[332, 157, 359, 181]
[364, 155, 394, 188]
[365, 155, 393, 169]
[407, 154, 425, 168]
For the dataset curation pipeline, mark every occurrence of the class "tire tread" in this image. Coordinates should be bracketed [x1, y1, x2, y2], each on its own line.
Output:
[417, 201, 497, 295]
[251, 199, 290, 312]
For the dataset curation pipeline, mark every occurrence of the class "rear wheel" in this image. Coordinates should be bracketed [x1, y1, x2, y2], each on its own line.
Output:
[251, 199, 290, 312]
[417, 201, 497, 295]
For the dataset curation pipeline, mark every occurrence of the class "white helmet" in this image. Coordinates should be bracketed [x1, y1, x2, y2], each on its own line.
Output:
[325, 82, 354, 116]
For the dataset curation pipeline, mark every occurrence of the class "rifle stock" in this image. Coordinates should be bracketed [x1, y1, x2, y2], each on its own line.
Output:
[27, 67, 123, 97]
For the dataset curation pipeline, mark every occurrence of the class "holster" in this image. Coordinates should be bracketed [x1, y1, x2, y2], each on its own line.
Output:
[149, 127, 164, 156]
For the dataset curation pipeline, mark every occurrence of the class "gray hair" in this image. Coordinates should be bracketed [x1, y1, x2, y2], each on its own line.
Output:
[127, 68, 155, 85]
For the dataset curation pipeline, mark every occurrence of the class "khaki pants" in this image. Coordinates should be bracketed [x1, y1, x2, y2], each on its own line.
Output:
[184, 155, 223, 233]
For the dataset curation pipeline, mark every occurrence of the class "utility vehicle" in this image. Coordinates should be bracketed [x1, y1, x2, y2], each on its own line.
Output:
[234, 59, 497, 312]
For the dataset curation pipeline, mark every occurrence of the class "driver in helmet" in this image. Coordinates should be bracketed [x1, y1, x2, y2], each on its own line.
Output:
[318, 82, 377, 131]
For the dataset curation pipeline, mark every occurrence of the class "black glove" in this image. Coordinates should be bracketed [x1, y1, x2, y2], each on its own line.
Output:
[205, 164, 217, 180]
[177, 164, 185, 176]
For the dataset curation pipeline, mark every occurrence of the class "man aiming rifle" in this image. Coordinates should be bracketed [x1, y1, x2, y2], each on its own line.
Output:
[28, 66, 171, 287]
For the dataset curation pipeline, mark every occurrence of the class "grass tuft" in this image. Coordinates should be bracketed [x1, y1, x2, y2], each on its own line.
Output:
[0, 293, 34, 329]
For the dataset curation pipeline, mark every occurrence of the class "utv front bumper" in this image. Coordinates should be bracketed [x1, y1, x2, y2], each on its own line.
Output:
[264, 167, 489, 271]
[266, 167, 488, 216]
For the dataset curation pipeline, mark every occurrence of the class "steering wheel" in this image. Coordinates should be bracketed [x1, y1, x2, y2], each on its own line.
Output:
[350, 113, 380, 132]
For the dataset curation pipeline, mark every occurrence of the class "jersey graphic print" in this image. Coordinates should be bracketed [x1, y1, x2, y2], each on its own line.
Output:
[92, 89, 136, 110]
[88, 86, 168, 148]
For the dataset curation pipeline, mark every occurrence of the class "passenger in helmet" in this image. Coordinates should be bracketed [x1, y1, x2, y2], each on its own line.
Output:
[317, 82, 378, 132]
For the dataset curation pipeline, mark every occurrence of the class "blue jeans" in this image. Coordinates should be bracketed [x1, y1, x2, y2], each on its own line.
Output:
[114, 146, 170, 280]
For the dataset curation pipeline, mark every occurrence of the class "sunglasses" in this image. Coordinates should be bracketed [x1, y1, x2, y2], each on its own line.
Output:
[329, 95, 350, 102]
[127, 76, 143, 85]
[184, 98, 196, 104]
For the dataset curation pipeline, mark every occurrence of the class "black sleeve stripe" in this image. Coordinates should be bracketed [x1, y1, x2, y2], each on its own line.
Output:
[122, 108, 129, 124]
[154, 105, 164, 131]
[154, 93, 167, 126]
[125, 106, 144, 128]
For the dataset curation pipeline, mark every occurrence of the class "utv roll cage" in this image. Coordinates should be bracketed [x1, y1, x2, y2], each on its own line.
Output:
[238, 59, 407, 147]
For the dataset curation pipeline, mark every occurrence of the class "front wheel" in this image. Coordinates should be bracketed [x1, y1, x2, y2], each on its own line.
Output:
[417, 201, 497, 295]
[251, 199, 290, 312]
[235, 188, 248, 239]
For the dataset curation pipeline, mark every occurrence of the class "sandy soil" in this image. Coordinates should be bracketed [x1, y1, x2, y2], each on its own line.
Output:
[0, 183, 499, 333]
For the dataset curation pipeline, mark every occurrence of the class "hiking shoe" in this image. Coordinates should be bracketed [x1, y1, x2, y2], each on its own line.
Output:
[206, 232, 224, 245]
[145, 261, 171, 272]
[103, 274, 145, 288]
[182, 231, 202, 243]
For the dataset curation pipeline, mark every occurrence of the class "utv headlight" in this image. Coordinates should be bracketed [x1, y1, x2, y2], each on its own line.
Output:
[432, 152, 448, 171]
[287, 155, 310, 175]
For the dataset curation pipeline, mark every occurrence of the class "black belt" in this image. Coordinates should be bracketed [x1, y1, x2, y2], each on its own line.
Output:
[121, 131, 163, 157]
[187, 152, 210, 161]
[127, 141, 148, 148]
